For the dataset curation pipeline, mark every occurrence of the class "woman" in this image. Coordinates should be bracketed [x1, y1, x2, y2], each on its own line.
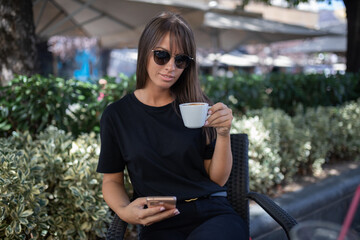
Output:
[97, 11, 247, 239]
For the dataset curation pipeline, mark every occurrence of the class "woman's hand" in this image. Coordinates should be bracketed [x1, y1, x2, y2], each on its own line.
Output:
[119, 197, 180, 226]
[205, 103, 233, 136]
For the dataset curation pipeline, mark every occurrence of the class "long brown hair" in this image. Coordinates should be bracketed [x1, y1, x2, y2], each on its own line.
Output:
[136, 11, 215, 142]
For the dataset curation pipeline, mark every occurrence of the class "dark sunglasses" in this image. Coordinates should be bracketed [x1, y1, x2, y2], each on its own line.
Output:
[152, 50, 193, 69]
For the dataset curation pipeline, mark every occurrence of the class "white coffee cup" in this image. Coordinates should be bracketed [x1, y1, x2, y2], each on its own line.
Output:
[179, 102, 210, 128]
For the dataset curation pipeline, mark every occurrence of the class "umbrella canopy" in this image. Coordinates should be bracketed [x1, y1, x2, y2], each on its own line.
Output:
[280, 22, 347, 54]
[33, 0, 207, 48]
[198, 52, 259, 67]
[280, 36, 346, 54]
[33, 0, 335, 52]
[194, 11, 336, 52]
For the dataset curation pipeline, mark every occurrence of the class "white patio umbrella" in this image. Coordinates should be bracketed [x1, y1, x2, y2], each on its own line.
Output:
[194, 11, 336, 52]
[33, 0, 335, 51]
[198, 52, 259, 67]
[280, 36, 346, 54]
[280, 23, 347, 54]
[33, 0, 208, 48]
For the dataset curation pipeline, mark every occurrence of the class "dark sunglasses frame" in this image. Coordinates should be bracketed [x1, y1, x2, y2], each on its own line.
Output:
[152, 50, 194, 69]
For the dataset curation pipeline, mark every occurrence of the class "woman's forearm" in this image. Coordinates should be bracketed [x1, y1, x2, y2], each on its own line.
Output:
[206, 134, 232, 186]
[102, 172, 179, 225]
[102, 173, 130, 218]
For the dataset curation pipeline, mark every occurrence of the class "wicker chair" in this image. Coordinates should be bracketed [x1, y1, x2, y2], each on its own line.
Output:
[105, 133, 298, 239]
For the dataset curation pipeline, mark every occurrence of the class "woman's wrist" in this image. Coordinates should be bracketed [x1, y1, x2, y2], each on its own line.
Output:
[216, 127, 231, 137]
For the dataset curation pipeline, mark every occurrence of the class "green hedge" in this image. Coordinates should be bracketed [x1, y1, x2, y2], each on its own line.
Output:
[0, 127, 111, 239]
[0, 74, 136, 138]
[1, 73, 358, 137]
[201, 72, 360, 115]
[264, 73, 360, 115]
[231, 99, 360, 193]
[201, 73, 266, 112]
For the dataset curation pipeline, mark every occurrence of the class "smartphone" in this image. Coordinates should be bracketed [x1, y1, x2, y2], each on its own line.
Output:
[146, 196, 177, 209]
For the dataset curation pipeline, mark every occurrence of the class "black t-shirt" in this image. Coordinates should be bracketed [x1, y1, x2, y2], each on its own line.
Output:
[97, 93, 225, 201]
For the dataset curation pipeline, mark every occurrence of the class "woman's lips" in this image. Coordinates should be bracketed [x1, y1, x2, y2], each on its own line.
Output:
[160, 73, 175, 81]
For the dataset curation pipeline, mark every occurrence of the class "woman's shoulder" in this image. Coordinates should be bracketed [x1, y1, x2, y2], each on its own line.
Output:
[102, 93, 134, 117]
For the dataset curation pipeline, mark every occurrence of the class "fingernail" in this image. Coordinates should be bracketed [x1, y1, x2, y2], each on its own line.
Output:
[174, 209, 180, 215]
[204, 121, 208, 126]
[208, 110, 212, 114]
[160, 207, 165, 211]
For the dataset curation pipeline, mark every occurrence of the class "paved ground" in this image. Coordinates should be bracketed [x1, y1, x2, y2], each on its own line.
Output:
[272, 160, 360, 198]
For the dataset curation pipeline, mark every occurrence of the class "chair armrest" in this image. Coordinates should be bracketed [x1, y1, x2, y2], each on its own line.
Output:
[247, 191, 297, 239]
[106, 212, 128, 240]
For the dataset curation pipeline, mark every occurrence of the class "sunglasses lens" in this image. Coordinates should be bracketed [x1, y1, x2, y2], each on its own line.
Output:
[174, 55, 190, 69]
[153, 50, 192, 69]
[153, 50, 170, 65]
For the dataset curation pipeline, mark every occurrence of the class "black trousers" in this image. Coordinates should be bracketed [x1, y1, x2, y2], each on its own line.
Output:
[140, 197, 248, 240]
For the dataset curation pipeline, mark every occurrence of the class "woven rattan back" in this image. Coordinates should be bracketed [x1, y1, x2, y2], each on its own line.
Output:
[227, 133, 250, 236]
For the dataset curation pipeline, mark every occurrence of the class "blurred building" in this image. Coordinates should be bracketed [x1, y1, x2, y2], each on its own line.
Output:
[210, 0, 347, 74]
[37, 0, 346, 78]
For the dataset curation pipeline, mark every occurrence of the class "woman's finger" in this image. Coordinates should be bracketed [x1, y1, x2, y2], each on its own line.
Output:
[208, 102, 226, 113]
[141, 208, 180, 226]
[207, 107, 232, 126]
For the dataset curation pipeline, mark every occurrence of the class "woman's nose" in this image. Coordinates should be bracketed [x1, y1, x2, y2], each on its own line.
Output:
[164, 57, 176, 70]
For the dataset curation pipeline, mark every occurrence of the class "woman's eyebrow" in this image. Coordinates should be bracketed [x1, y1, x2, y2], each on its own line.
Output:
[153, 47, 169, 51]
[154, 46, 183, 55]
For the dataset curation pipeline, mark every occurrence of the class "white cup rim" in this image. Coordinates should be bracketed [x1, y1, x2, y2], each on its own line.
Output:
[179, 102, 208, 107]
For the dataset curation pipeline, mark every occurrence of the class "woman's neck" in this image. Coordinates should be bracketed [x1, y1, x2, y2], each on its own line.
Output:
[134, 88, 174, 107]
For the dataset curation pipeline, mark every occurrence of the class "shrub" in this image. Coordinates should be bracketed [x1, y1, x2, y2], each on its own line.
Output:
[0, 142, 49, 239]
[200, 72, 360, 115]
[0, 127, 111, 239]
[231, 100, 360, 193]
[201, 73, 267, 113]
[314, 100, 360, 162]
[264, 72, 360, 115]
[0, 75, 99, 137]
[0, 74, 136, 138]
[292, 106, 334, 175]
[248, 108, 311, 178]
[231, 115, 284, 193]
[1, 73, 358, 138]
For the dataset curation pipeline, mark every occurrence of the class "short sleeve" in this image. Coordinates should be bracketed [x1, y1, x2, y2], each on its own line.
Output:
[96, 107, 125, 173]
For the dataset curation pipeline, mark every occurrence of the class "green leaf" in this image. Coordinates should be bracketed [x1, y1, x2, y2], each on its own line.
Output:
[10, 211, 18, 219]
[69, 186, 81, 197]
[39, 198, 48, 207]
[17, 204, 25, 215]
[11, 220, 20, 234]
[0, 223, 7, 231]
[78, 229, 87, 239]
[19, 210, 33, 218]
[5, 224, 13, 235]
[96, 209, 107, 216]
[55, 216, 62, 225]
[19, 217, 29, 225]
[0, 122, 11, 130]
[31, 187, 41, 195]
[80, 222, 91, 231]
[0, 207, 5, 221]
[64, 228, 76, 235]
[30, 165, 45, 171]
[17, 169, 23, 181]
